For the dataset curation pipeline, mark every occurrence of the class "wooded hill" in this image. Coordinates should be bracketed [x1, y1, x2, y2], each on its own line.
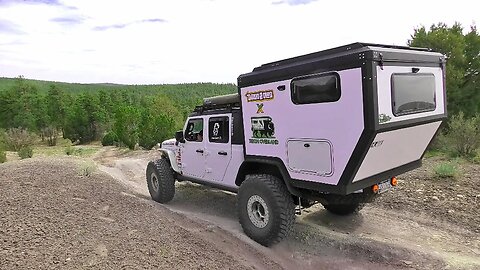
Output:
[0, 77, 236, 149]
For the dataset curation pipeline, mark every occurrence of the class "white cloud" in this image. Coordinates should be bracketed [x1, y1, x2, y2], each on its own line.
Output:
[0, 0, 478, 84]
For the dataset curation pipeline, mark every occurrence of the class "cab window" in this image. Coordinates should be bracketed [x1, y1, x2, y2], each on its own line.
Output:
[185, 118, 203, 142]
[209, 117, 229, 143]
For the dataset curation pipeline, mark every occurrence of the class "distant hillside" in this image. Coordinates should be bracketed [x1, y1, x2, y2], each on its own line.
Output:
[0, 77, 237, 98]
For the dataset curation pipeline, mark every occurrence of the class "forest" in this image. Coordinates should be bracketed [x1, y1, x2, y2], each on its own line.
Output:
[0, 22, 479, 159]
[0, 79, 236, 151]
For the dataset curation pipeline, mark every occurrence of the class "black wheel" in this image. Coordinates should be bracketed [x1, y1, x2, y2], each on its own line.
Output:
[237, 174, 295, 246]
[146, 158, 175, 203]
[322, 202, 364, 215]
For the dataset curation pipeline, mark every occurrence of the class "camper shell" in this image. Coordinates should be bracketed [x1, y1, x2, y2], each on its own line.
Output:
[237, 42, 446, 195]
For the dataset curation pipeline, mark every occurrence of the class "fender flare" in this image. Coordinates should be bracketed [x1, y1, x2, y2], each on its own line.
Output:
[158, 148, 182, 174]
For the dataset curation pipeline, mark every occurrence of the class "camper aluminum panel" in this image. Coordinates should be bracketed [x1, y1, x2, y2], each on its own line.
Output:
[353, 121, 442, 182]
[240, 68, 364, 186]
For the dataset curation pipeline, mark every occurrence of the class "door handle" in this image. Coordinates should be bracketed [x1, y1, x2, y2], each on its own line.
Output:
[196, 149, 204, 153]
[218, 151, 227, 156]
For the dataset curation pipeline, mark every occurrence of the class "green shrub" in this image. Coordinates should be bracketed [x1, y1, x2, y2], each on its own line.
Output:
[441, 112, 480, 157]
[472, 152, 480, 164]
[0, 149, 6, 163]
[101, 131, 118, 146]
[18, 147, 33, 159]
[65, 145, 75, 156]
[5, 128, 36, 151]
[79, 161, 97, 177]
[433, 162, 458, 178]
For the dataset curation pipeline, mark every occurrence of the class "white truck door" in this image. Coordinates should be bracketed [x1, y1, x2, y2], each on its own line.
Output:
[181, 117, 206, 179]
[204, 115, 232, 182]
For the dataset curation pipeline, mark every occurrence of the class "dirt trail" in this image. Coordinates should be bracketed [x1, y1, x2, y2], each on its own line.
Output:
[94, 147, 480, 270]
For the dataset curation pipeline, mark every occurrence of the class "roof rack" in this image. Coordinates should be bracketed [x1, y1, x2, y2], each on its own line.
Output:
[192, 93, 241, 115]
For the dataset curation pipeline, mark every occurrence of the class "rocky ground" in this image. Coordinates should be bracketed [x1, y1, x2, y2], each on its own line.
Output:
[376, 156, 480, 234]
[0, 149, 479, 269]
[0, 158, 281, 269]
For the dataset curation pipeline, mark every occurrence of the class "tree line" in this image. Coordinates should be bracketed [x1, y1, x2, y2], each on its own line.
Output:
[0, 77, 236, 150]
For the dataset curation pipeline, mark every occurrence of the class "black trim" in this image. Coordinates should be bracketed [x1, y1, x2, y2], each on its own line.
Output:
[242, 156, 303, 197]
[290, 159, 422, 195]
[336, 60, 377, 189]
[238, 43, 444, 88]
[176, 174, 238, 193]
[231, 109, 244, 145]
[377, 115, 445, 133]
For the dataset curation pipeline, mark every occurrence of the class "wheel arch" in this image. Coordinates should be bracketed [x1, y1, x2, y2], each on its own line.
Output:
[235, 156, 302, 197]
[158, 148, 181, 174]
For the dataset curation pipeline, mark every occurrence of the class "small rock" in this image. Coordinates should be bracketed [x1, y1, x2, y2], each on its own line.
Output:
[448, 209, 455, 214]
[65, 258, 71, 262]
[402, 260, 413, 265]
[456, 195, 464, 199]
[432, 196, 439, 201]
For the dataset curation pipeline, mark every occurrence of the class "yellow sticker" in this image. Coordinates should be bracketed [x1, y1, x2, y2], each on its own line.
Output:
[245, 90, 274, 102]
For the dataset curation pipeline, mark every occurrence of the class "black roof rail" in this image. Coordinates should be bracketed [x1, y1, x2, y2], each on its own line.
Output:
[254, 42, 431, 72]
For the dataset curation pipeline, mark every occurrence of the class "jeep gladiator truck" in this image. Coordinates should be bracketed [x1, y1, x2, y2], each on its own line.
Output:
[146, 43, 447, 246]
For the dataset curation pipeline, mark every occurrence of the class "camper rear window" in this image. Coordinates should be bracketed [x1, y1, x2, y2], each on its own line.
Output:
[291, 73, 341, 104]
[391, 73, 436, 116]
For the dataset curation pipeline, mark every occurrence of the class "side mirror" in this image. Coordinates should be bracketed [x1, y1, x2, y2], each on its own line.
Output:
[175, 130, 185, 143]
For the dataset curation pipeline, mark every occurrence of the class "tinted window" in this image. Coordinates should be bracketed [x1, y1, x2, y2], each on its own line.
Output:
[391, 73, 436, 116]
[291, 73, 341, 104]
[185, 118, 203, 142]
[209, 117, 229, 143]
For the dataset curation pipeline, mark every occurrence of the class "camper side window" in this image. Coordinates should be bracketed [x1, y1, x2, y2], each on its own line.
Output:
[391, 73, 436, 116]
[291, 73, 341, 104]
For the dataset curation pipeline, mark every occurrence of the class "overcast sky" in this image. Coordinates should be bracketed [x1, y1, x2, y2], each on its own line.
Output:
[0, 0, 478, 84]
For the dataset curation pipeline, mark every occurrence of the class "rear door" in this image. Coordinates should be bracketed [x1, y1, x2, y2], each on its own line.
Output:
[204, 115, 232, 182]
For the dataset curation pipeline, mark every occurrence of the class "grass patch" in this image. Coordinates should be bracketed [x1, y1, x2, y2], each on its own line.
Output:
[433, 161, 459, 178]
[65, 146, 100, 157]
[0, 149, 6, 163]
[79, 161, 97, 177]
[472, 151, 480, 164]
[424, 149, 445, 159]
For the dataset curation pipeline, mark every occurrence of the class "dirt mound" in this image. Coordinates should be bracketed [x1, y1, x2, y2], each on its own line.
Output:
[0, 158, 280, 269]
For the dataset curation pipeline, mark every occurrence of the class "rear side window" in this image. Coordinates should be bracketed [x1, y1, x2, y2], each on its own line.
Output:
[291, 73, 341, 104]
[209, 116, 229, 143]
[391, 73, 436, 116]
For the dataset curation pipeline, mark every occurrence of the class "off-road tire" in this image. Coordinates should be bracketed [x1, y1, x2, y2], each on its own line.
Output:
[146, 158, 175, 203]
[237, 174, 295, 246]
[322, 202, 364, 216]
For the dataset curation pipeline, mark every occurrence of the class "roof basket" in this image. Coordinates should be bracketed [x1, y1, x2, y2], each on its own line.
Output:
[203, 93, 240, 106]
[193, 93, 241, 115]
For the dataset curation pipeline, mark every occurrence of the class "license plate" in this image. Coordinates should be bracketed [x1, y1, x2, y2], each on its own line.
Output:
[377, 180, 393, 194]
